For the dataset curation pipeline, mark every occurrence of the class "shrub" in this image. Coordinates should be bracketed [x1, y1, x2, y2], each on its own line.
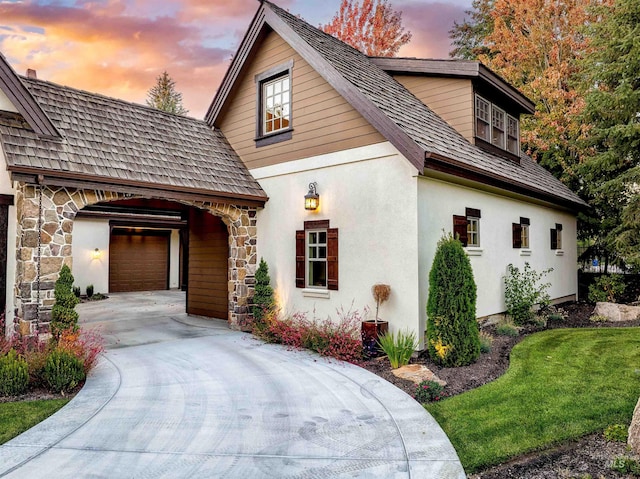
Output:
[86, 284, 94, 298]
[377, 330, 417, 369]
[73, 286, 81, 298]
[588, 274, 625, 303]
[604, 424, 628, 443]
[254, 307, 363, 364]
[0, 350, 29, 396]
[496, 319, 519, 337]
[413, 380, 444, 403]
[479, 330, 494, 353]
[426, 233, 480, 367]
[58, 328, 104, 374]
[589, 314, 609, 323]
[252, 258, 275, 323]
[50, 265, 80, 338]
[44, 349, 85, 394]
[504, 263, 552, 325]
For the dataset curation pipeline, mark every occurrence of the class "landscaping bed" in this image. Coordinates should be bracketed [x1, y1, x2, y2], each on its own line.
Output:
[360, 302, 640, 478]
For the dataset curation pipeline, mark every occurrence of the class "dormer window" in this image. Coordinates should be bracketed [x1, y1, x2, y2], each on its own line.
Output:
[507, 115, 520, 155]
[491, 105, 505, 149]
[475, 96, 490, 142]
[475, 94, 520, 157]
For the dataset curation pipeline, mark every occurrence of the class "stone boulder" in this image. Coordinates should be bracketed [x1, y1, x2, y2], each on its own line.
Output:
[392, 364, 446, 387]
[593, 302, 640, 322]
[629, 397, 640, 453]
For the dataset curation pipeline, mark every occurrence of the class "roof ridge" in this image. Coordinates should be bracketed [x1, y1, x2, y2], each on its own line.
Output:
[21, 76, 205, 125]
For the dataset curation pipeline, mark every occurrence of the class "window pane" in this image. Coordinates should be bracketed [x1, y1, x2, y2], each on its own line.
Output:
[319, 246, 327, 259]
[309, 232, 317, 244]
[309, 246, 317, 259]
[274, 82, 281, 94]
[283, 77, 290, 91]
[319, 231, 327, 244]
[309, 261, 327, 287]
[266, 84, 274, 96]
[522, 224, 529, 248]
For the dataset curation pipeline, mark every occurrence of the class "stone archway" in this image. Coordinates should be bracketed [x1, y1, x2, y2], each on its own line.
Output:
[13, 183, 258, 334]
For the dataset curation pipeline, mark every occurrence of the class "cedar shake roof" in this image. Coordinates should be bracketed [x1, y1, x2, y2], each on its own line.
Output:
[208, 0, 586, 210]
[0, 76, 267, 204]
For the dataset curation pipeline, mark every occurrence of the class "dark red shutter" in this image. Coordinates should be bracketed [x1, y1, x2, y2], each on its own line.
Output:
[327, 228, 339, 291]
[296, 230, 305, 288]
[453, 215, 468, 247]
[512, 223, 522, 248]
[550, 228, 558, 250]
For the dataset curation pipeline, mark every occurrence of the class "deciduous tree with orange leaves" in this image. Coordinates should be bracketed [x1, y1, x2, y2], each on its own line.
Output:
[320, 0, 411, 57]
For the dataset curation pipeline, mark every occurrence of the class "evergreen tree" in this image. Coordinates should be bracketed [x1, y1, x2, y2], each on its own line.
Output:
[146, 71, 189, 115]
[449, 0, 495, 60]
[426, 234, 480, 367]
[579, 0, 640, 269]
[50, 264, 79, 338]
[252, 258, 275, 322]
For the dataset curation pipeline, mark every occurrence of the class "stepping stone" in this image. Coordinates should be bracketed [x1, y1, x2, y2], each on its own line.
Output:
[392, 364, 447, 387]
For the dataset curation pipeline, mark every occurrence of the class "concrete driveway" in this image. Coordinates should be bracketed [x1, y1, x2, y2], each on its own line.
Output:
[0, 291, 465, 478]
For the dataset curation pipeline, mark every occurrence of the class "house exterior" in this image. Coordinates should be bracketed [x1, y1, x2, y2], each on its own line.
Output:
[0, 0, 586, 348]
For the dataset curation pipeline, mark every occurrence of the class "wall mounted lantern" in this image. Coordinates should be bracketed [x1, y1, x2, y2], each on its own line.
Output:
[304, 182, 319, 211]
[92, 248, 102, 260]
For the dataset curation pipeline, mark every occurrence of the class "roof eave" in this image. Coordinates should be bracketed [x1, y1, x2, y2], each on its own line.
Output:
[424, 152, 587, 212]
[9, 167, 269, 208]
[0, 53, 62, 139]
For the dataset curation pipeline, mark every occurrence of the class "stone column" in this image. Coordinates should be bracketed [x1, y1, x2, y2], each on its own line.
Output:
[14, 184, 76, 334]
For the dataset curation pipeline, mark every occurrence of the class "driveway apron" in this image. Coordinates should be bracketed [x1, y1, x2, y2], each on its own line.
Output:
[0, 291, 465, 478]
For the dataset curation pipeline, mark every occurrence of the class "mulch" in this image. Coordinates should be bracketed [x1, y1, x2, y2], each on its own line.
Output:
[359, 302, 640, 478]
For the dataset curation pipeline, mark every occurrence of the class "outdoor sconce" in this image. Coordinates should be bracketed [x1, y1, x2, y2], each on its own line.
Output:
[92, 248, 102, 260]
[304, 182, 319, 211]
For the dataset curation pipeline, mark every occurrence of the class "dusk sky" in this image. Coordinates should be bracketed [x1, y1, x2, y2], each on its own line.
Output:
[0, 0, 473, 118]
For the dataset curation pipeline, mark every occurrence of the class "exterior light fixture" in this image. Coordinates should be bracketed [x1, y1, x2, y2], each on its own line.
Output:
[304, 182, 319, 211]
[92, 248, 101, 260]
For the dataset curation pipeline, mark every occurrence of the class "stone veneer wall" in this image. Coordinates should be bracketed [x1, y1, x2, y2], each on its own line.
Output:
[13, 182, 257, 335]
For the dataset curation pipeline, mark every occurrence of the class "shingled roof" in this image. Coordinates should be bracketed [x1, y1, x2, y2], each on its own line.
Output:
[0, 75, 267, 204]
[208, 0, 585, 210]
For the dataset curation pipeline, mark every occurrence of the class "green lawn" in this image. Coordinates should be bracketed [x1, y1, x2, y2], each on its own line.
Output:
[0, 399, 69, 445]
[426, 328, 640, 473]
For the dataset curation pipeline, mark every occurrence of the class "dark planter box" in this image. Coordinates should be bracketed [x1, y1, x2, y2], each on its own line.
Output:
[361, 319, 388, 357]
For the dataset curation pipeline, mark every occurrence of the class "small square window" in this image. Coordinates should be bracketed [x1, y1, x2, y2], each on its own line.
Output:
[551, 223, 563, 250]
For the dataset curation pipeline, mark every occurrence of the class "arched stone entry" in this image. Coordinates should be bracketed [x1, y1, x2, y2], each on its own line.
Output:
[14, 182, 258, 334]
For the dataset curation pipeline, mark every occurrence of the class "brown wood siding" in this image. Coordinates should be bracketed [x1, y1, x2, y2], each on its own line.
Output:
[109, 232, 169, 292]
[393, 75, 474, 142]
[217, 31, 385, 169]
[186, 209, 228, 319]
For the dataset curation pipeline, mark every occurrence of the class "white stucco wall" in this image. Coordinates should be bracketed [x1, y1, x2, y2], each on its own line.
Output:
[418, 176, 578, 326]
[253, 142, 423, 338]
[72, 218, 110, 294]
[72, 219, 181, 293]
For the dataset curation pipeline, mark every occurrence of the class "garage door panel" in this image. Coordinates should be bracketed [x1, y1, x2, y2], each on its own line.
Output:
[109, 233, 169, 293]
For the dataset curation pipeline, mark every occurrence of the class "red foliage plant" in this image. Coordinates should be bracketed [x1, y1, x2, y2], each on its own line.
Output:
[58, 327, 104, 374]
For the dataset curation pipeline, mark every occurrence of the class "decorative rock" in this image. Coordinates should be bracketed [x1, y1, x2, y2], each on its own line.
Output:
[392, 364, 447, 387]
[593, 302, 640, 322]
[629, 397, 640, 453]
[481, 314, 505, 327]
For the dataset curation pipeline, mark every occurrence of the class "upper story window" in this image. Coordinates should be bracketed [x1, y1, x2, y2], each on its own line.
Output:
[513, 217, 530, 249]
[507, 115, 520, 155]
[476, 96, 490, 142]
[255, 60, 294, 147]
[475, 94, 520, 156]
[263, 75, 290, 135]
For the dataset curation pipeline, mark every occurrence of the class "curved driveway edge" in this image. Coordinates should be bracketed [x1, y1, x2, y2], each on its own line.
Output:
[0, 293, 465, 478]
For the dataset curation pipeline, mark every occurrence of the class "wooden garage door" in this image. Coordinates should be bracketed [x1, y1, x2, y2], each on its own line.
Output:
[187, 209, 228, 319]
[109, 230, 170, 292]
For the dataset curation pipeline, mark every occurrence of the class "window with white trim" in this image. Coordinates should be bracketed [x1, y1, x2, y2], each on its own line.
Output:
[492, 105, 506, 149]
[453, 207, 481, 247]
[296, 221, 338, 291]
[475, 96, 491, 142]
[513, 217, 530, 248]
[307, 229, 327, 288]
[507, 115, 520, 155]
[551, 223, 563, 250]
[263, 75, 290, 135]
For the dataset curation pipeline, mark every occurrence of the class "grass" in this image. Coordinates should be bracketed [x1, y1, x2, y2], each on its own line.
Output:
[426, 328, 640, 473]
[0, 399, 69, 445]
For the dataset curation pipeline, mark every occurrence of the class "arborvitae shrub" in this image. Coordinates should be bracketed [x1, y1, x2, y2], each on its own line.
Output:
[44, 349, 85, 394]
[50, 265, 80, 338]
[252, 258, 275, 323]
[426, 233, 480, 367]
[0, 349, 29, 396]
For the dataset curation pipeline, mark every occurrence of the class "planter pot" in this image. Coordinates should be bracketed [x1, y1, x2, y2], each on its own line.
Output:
[361, 320, 389, 357]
